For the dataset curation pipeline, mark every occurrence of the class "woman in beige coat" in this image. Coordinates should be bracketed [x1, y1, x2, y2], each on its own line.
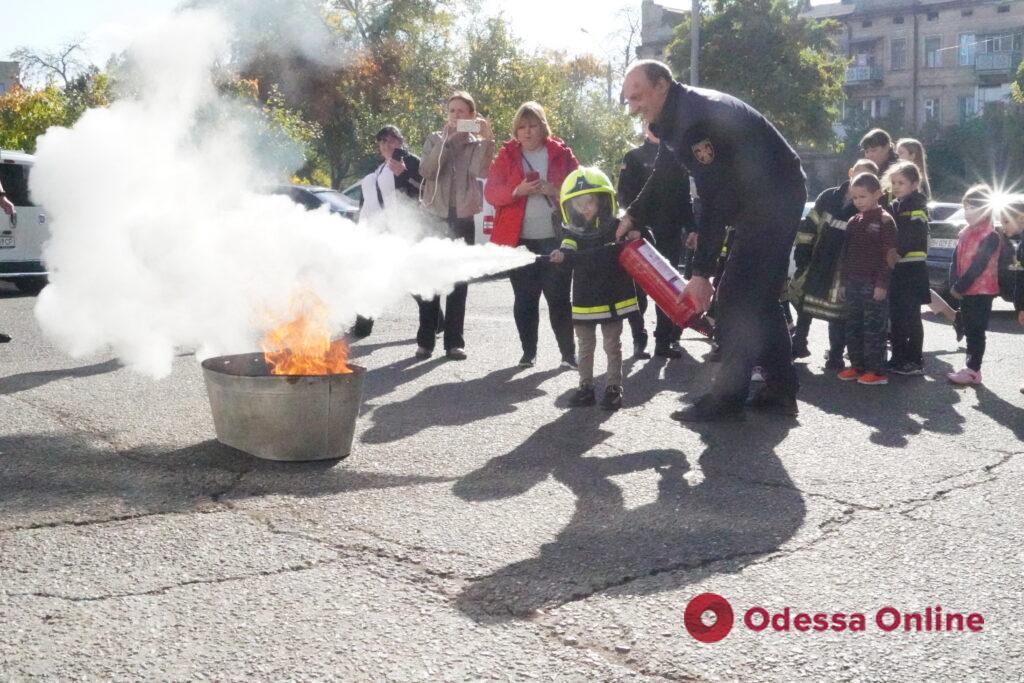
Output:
[415, 92, 496, 360]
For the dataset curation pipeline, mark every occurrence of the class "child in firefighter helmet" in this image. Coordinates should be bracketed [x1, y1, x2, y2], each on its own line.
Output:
[550, 167, 643, 410]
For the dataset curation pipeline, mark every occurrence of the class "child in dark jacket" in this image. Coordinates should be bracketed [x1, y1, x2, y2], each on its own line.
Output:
[837, 172, 898, 385]
[885, 161, 931, 375]
[947, 185, 1004, 386]
[550, 168, 642, 410]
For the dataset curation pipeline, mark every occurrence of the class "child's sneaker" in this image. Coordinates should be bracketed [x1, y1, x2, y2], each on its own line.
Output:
[568, 385, 596, 407]
[891, 362, 924, 376]
[947, 368, 981, 385]
[750, 366, 765, 382]
[857, 371, 889, 385]
[599, 385, 623, 411]
[837, 368, 861, 381]
[824, 354, 845, 371]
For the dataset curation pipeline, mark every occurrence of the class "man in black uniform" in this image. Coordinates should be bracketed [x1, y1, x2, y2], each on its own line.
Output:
[618, 124, 695, 359]
[618, 60, 806, 421]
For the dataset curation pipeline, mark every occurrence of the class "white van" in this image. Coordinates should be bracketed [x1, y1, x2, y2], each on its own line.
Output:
[0, 150, 48, 293]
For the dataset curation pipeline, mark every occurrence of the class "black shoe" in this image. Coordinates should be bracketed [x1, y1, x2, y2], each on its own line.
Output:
[568, 386, 596, 407]
[560, 355, 578, 370]
[745, 385, 799, 416]
[706, 344, 722, 362]
[599, 385, 623, 411]
[414, 346, 432, 359]
[655, 342, 683, 359]
[0, 333, 10, 344]
[890, 361, 924, 376]
[824, 355, 845, 371]
[670, 395, 744, 423]
[517, 353, 536, 368]
[791, 343, 810, 359]
[633, 334, 650, 359]
[351, 316, 374, 339]
[446, 348, 467, 361]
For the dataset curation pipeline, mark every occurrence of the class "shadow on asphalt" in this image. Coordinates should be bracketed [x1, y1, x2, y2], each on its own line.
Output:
[0, 359, 123, 396]
[795, 350, 965, 448]
[0, 436, 454, 524]
[451, 357, 804, 620]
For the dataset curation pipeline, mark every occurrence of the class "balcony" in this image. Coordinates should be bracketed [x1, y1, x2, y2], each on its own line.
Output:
[975, 52, 1022, 80]
[845, 65, 884, 86]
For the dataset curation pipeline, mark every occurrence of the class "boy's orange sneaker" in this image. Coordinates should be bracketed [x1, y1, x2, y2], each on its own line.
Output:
[857, 372, 889, 385]
[837, 368, 861, 381]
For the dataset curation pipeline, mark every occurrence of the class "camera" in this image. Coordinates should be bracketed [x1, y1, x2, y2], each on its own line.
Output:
[391, 148, 408, 162]
[456, 119, 481, 134]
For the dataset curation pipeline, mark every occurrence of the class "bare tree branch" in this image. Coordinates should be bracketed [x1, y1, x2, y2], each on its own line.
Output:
[11, 41, 86, 88]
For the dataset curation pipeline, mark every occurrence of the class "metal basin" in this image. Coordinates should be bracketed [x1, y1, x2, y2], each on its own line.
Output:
[201, 352, 364, 462]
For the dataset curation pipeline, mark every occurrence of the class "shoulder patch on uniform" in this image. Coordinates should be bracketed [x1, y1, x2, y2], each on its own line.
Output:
[691, 139, 715, 165]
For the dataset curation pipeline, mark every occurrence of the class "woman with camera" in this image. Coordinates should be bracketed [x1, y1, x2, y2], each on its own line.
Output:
[359, 125, 423, 224]
[417, 92, 496, 360]
[485, 101, 579, 368]
[353, 125, 423, 339]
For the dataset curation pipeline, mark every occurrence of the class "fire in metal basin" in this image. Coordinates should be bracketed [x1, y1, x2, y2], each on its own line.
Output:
[202, 352, 365, 462]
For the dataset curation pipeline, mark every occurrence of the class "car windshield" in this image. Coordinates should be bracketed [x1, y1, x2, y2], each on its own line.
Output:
[928, 203, 961, 221]
[312, 190, 358, 212]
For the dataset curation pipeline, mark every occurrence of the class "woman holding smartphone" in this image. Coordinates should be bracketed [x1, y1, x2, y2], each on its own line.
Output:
[485, 101, 579, 368]
[417, 92, 496, 360]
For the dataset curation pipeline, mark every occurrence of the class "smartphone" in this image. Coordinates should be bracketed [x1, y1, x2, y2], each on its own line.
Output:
[456, 118, 481, 134]
[525, 171, 540, 183]
[391, 148, 408, 162]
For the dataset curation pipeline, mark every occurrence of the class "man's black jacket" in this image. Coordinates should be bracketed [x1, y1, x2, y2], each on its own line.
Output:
[617, 140, 694, 241]
[628, 82, 805, 278]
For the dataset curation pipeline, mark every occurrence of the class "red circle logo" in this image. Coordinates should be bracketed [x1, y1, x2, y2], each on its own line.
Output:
[684, 593, 734, 643]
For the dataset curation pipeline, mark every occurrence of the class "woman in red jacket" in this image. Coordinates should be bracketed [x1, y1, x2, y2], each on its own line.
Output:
[485, 102, 579, 368]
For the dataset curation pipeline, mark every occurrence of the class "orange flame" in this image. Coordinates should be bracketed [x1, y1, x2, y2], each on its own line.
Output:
[261, 291, 351, 376]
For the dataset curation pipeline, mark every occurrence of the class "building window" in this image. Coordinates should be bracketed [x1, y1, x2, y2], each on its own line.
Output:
[958, 95, 977, 123]
[979, 32, 1022, 53]
[927, 11, 939, 21]
[925, 37, 942, 68]
[890, 98, 905, 122]
[924, 98, 941, 122]
[862, 20, 873, 28]
[998, 5, 1010, 13]
[959, 34, 976, 66]
[892, 38, 908, 70]
[894, 16, 904, 25]
[962, 9, 973, 17]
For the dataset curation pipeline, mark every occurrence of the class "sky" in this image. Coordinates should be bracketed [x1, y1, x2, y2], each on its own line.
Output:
[3, 0, 834, 69]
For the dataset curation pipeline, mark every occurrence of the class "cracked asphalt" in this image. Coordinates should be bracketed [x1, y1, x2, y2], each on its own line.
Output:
[1, 279, 1022, 681]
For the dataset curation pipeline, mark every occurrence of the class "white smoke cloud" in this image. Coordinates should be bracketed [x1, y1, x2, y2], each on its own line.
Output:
[31, 8, 532, 378]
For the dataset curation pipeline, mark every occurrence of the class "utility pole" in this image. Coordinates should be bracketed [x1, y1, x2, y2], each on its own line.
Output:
[691, 0, 700, 86]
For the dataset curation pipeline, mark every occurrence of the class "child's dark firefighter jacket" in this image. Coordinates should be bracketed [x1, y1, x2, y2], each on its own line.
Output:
[558, 217, 641, 323]
[889, 190, 931, 305]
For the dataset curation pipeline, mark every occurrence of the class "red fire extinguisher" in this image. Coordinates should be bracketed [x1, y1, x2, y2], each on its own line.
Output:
[618, 238, 702, 331]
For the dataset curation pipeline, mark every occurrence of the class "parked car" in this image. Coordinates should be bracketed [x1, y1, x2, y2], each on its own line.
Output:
[927, 199, 1022, 302]
[0, 150, 49, 293]
[270, 184, 360, 222]
[927, 201, 961, 222]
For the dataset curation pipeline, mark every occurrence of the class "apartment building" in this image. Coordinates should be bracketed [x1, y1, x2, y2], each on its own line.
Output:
[0, 62, 19, 96]
[637, 0, 688, 60]
[803, 0, 1024, 129]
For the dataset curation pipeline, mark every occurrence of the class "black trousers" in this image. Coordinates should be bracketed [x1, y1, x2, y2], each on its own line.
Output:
[416, 210, 474, 351]
[889, 282, 924, 366]
[960, 294, 994, 371]
[628, 231, 684, 346]
[509, 237, 575, 360]
[711, 187, 804, 406]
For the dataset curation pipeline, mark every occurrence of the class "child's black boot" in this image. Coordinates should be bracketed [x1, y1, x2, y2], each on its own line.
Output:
[568, 385, 596, 407]
[599, 385, 623, 411]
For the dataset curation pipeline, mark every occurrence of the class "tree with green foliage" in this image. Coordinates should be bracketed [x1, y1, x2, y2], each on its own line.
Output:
[667, 0, 846, 149]
[0, 85, 69, 153]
